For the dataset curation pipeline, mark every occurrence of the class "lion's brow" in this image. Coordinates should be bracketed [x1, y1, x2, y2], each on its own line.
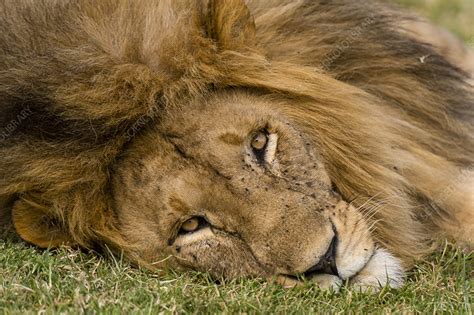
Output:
[219, 133, 244, 146]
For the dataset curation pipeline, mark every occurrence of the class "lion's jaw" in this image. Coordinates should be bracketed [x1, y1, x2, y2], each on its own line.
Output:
[112, 91, 403, 290]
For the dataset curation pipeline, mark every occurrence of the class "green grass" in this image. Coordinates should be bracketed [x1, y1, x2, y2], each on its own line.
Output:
[395, 0, 473, 41]
[1, 2, 473, 314]
[1, 237, 472, 313]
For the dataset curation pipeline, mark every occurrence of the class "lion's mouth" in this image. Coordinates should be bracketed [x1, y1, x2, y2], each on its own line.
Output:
[303, 236, 339, 278]
[276, 231, 375, 290]
[279, 235, 340, 285]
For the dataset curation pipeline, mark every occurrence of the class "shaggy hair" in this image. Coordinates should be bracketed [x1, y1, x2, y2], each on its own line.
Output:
[0, 0, 472, 265]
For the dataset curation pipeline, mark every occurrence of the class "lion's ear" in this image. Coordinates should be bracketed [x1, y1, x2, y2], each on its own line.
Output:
[12, 198, 74, 248]
[201, 0, 256, 49]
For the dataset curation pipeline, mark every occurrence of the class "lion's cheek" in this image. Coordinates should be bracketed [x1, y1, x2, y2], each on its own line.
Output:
[173, 234, 266, 279]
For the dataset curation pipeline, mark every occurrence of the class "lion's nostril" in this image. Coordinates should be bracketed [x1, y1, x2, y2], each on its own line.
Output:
[304, 236, 339, 277]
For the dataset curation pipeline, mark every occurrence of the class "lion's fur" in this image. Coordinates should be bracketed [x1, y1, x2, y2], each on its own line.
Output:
[0, 0, 473, 269]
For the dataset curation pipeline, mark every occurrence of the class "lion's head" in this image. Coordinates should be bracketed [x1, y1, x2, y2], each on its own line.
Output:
[1, 0, 472, 292]
[112, 91, 403, 290]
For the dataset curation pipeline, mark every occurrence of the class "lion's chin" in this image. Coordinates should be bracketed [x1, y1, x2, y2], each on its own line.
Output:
[274, 247, 404, 293]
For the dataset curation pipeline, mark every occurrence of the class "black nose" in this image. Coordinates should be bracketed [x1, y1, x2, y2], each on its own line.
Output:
[304, 236, 339, 276]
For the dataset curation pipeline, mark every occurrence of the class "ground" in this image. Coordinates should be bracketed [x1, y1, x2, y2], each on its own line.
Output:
[0, 239, 472, 313]
[0, 1, 473, 313]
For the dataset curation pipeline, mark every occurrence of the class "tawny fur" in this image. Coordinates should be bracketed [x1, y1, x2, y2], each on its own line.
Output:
[0, 0, 472, 270]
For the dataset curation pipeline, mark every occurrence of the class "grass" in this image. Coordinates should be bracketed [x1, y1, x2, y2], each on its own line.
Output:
[395, 0, 474, 42]
[1, 237, 472, 313]
[1, 1, 473, 314]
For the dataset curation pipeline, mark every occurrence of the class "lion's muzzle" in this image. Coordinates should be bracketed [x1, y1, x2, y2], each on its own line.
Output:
[303, 235, 339, 277]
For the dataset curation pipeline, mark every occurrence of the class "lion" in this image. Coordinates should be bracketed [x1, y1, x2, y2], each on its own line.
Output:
[0, 0, 473, 292]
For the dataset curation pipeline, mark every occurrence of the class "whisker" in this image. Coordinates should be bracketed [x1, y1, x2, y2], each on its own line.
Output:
[353, 193, 382, 211]
[367, 218, 383, 232]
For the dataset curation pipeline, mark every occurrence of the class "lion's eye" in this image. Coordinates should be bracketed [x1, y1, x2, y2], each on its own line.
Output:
[251, 131, 268, 151]
[250, 129, 278, 164]
[178, 217, 209, 235]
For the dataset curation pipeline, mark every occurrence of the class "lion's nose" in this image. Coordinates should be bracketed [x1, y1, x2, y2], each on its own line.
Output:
[304, 236, 339, 276]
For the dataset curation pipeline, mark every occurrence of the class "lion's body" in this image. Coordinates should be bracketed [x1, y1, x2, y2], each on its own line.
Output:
[0, 0, 472, 290]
